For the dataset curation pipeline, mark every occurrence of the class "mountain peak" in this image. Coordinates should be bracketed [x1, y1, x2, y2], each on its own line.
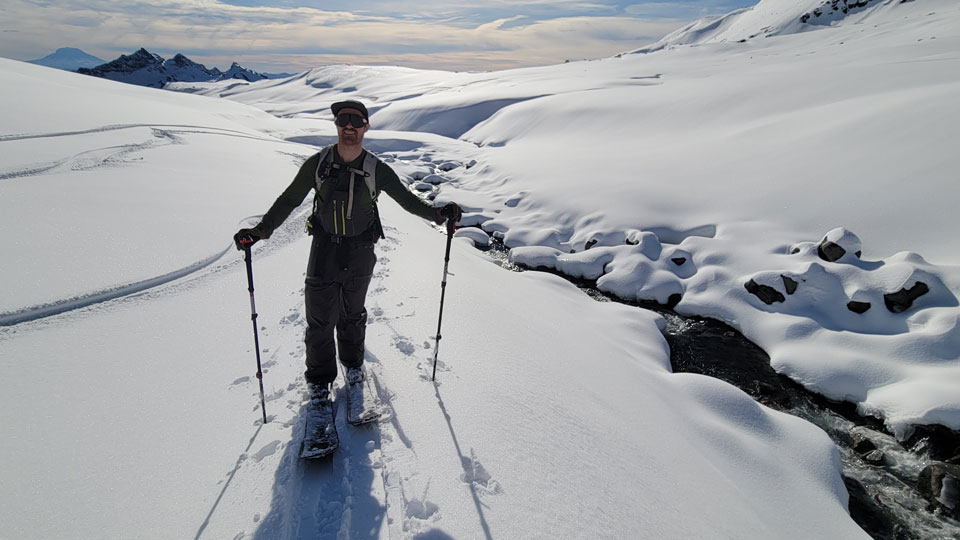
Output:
[28, 47, 105, 71]
[220, 62, 267, 82]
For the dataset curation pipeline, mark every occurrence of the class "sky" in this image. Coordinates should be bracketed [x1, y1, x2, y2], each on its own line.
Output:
[0, 0, 758, 73]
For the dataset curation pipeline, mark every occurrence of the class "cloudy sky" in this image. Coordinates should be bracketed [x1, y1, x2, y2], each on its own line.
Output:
[1, 0, 758, 72]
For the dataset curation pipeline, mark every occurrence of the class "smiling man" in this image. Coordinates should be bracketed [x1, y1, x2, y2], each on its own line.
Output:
[234, 100, 461, 455]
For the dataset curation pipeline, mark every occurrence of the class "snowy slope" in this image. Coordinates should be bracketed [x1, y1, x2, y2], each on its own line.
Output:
[1, 53, 867, 540]
[626, 0, 905, 53]
[2, 1, 960, 539]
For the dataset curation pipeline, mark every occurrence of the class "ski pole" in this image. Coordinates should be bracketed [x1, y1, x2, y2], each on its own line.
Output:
[242, 243, 268, 423]
[432, 219, 456, 382]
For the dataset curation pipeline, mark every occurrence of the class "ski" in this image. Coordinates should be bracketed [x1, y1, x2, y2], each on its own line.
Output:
[345, 368, 382, 426]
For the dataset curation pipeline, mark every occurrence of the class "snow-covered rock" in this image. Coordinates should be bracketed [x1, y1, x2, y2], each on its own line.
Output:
[818, 227, 862, 262]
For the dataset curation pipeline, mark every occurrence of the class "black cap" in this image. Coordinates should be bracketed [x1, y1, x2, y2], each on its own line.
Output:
[331, 100, 368, 120]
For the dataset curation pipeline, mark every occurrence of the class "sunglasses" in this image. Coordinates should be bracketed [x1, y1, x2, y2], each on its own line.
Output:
[335, 113, 368, 128]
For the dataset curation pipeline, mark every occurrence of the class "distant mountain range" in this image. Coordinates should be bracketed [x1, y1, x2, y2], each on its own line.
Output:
[29, 47, 292, 88]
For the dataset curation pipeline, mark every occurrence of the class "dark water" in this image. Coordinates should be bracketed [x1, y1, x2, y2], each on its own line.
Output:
[481, 238, 960, 539]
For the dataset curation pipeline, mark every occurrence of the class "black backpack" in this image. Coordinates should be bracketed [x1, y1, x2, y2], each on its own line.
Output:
[310, 144, 385, 240]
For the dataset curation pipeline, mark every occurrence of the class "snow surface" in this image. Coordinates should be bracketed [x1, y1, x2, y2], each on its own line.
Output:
[2, 0, 959, 538]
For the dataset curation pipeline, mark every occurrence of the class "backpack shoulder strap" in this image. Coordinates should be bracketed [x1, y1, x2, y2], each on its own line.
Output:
[362, 150, 379, 201]
[314, 144, 336, 191]
[361, 150, 386, 240]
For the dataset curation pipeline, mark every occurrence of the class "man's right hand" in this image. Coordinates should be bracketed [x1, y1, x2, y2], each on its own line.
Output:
[234, 227, 265, 250]
[438, 202, 462, 224]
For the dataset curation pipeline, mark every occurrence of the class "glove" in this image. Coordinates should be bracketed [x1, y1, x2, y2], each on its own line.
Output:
[233, 227, 265, 250]
[438, 202, 462, 224]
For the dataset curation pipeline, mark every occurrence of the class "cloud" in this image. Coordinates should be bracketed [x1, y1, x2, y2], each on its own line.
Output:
[0, 0, 697, 71]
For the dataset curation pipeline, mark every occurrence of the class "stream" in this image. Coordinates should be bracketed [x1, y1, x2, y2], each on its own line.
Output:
[479, 237, 960, 540]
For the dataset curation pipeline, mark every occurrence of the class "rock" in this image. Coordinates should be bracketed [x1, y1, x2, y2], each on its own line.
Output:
[818, 227, 862, 262]
[745, 279, 785, 305]
[847, 301, 871, 314]
[781, 275, 798, 294]
[850, 433, 884, 465]
[918, 463, 960, 516]
[818, 241, 846, 262]
[671, 257, 687, 266]
[884, 281, 929, 313]
[843, 476, 898, 540]
[852, 433, 878, 455]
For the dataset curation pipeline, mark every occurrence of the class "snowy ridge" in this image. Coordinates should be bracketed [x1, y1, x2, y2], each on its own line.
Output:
[626, 0, 906, 53]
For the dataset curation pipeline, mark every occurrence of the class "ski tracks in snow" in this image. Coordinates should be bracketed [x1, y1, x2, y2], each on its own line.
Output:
[288, 232, 444, 540]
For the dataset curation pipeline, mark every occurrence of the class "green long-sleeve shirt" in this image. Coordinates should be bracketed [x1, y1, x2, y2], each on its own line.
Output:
[256, 147, 442, 238]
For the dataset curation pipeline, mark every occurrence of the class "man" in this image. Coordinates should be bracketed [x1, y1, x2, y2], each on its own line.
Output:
[234, 99, 461, 411]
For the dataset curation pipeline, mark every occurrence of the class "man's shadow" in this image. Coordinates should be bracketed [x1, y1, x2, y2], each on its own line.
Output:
[252, 388, 386, 540]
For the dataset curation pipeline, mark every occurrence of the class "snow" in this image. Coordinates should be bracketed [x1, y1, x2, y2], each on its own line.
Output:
[2, 0, 959, 538]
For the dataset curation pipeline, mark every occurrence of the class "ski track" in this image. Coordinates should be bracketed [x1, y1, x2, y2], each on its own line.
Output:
[0, 127, 178, 181]
[0, 123, 265, 143]
[0, 245, 233, 326]
[0, 124, 292, 182]
[0, 198, 311, 329]
[288, 232, 432, 540]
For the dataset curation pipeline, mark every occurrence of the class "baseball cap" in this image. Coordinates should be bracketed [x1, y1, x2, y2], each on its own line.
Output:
[331, 100, 369, 120]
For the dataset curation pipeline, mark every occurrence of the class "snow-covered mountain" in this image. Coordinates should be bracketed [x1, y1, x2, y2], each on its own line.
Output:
[77, 48, 268, 88]
[27, 47, 105, 71]
[626, 0, 899, 53]
[220, 61, 270, 82]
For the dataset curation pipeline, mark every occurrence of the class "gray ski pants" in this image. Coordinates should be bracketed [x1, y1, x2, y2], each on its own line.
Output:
[303, 232, 377, 386]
